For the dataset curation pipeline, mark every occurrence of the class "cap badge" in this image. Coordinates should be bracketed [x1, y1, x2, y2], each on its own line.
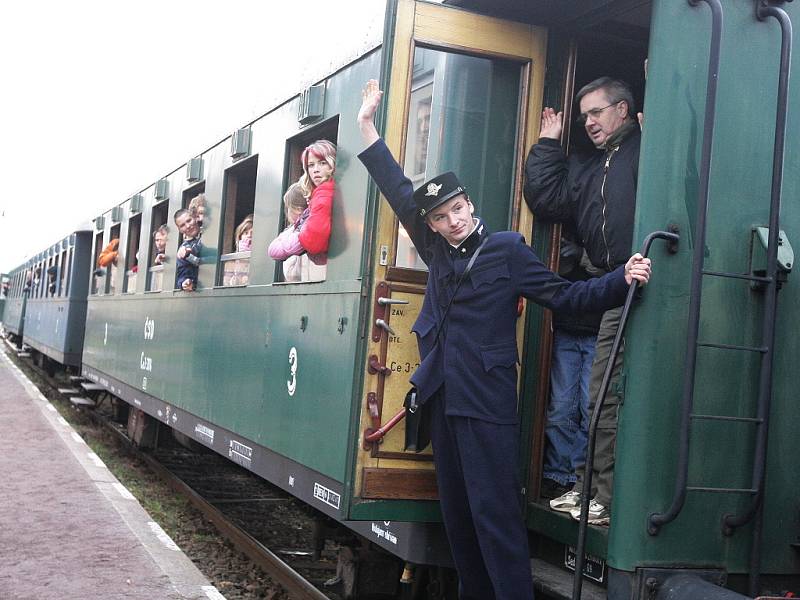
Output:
[425, 182, 443, 197]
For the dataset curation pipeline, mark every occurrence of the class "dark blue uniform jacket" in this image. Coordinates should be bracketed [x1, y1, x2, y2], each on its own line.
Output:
[359, 139, 630, 424]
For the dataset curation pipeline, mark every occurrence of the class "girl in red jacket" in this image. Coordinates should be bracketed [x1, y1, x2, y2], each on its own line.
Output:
[268, 140, 336, 276]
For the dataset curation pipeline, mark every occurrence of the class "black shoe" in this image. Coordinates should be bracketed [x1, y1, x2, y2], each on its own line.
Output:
[540, 478, 573, 500]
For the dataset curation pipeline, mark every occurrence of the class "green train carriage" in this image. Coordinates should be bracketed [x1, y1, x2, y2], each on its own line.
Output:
[61, 0, 800, 597]
[2, 263, 30, 344]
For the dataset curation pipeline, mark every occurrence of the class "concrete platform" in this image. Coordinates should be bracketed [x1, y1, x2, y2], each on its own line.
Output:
[0, 348, 225, 600]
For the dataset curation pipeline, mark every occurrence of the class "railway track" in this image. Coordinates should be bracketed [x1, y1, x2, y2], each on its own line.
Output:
[4, 340, 353, 600]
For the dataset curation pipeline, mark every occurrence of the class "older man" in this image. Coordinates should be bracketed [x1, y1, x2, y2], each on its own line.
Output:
[358, 79, 650, 599]
[524, 77, 641, 525]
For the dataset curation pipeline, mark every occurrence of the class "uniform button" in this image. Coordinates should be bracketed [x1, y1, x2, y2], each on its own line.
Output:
[461, 247, 466, 253]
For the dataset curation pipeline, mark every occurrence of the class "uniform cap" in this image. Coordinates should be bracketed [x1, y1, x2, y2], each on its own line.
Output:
[413, 172, 466, 217]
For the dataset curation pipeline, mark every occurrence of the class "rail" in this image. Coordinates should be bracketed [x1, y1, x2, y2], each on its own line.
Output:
[573, 229, 680, 600]
[646, 0, 724, 537]
[723, 2, 793, 596]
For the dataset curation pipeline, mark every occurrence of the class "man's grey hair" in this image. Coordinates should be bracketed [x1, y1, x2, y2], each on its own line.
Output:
[576, 77, 635, 118]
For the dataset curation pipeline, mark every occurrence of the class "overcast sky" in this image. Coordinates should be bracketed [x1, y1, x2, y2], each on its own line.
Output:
[0, 0, 386, 273]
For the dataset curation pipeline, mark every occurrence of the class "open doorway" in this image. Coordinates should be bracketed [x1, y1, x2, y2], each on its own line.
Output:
[527, 4, 652, 506]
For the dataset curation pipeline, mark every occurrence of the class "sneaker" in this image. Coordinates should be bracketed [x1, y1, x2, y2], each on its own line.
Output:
[549, 490, 582, 513]
[540, 478, 573, 500]
[570, 499, 610, 526]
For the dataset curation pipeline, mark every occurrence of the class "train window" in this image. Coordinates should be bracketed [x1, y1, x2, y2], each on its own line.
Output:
[63, 248, 72, 297]
[91, 231, 104, 295]
[46, 256, 56, 297]
[33, 262, 42, 297]
[219, 157, 257, 287]
[394, 47, 520, 272]
[273, 118, 338, 283]
[147, 200, 170, 292]
[124, 213, 142, 294]
[58, 250, 68, 296]
[107, 224, 121, 295]
[183, 184, 207, 228]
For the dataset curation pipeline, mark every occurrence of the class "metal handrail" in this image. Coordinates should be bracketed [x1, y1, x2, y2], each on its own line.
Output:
[723, 2, 793, 596]
[573, 230, 680, 600]
[647, 0, 724, 537]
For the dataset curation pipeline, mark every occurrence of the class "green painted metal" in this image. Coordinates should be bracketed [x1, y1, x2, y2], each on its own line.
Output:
[23, 231, 91, 367]
[610, 0, 800, 577]
[349, 499, 442, 523]
[2, 264, 28, 337]
[85, 287, 361, 481]
[83, 50, 383, 485]
[527, 503, 608, 559]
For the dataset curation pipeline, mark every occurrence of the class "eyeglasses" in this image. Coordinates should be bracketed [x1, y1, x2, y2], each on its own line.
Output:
[576, 102, 620, 125]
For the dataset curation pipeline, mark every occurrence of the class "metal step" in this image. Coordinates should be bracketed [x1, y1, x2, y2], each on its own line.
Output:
[69, 375, 85, 382]
[531, 557, 605, 600]
[70, 397, 96, 407]
[80, 382, 106, 391]
[17, 352, 30, 358]
[57, 387, 80, 395]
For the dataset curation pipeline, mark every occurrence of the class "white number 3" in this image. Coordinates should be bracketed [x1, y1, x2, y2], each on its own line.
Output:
[287, 347, 298, 396]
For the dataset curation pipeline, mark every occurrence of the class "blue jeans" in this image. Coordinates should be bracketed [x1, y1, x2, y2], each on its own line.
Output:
[543, 329, 597, 486]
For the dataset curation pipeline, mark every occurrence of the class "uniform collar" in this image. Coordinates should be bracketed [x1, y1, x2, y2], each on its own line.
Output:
[443, 218, 489, 263]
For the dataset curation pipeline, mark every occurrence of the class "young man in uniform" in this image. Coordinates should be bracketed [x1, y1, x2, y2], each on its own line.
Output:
[357, 79, 651, 599]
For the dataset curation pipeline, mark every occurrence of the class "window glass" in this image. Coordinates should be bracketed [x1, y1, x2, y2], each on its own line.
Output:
[92, 232, 104, 295]
[147, 200, 170, 292]
[219, 158, 257, 287]
[273, 120, 339, 284]
[396, 47, 521, 270]
[107, 224, 121, 295]
[124, 214, 142, 293]
[59, 250, 68, 296]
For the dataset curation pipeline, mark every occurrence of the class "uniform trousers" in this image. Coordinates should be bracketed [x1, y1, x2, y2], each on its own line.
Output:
[572, 305, 624, 508]
[429, 389, 534, 600]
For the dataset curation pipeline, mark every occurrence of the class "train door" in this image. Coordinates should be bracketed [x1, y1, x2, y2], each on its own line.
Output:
[347, 0, 547, 521]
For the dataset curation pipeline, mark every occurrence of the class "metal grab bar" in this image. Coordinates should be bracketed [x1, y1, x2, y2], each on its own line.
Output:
[647, 0, 724, 537]
[362, 392, 407, 448]
[724, 2, 793, 596]
[573, 230, 680, 600]
[363, 408, 407, 444]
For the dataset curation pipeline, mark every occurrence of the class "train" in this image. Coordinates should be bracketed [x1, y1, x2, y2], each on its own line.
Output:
[2, 0, 798, 598]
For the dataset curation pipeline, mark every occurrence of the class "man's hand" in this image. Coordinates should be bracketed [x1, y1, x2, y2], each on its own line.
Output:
[539, 107, 564, 141]
[177, 246, 189, 259]
[358, 79, 383, 147]
[624, 253, 651, 286]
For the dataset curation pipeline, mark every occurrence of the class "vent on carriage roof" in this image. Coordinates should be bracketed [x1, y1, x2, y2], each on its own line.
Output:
[298, 84, 325, 125]
[154, 179, 169, 201]
[129, 193, 144, 213]
[230, 128, 252, 160]
[186, 157, 204, 182]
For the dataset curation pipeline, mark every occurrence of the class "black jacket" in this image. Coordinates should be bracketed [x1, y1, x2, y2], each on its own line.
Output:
[523, 124, 640, 272]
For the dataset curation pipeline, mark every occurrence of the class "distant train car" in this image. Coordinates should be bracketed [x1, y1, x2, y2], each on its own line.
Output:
[21, 231, 92, 373]
[7, 0, 797, 598]
[2, 263, 30, 346]
[0, 273, 8, 326]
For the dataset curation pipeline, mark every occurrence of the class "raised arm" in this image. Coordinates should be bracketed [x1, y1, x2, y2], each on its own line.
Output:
[522, 108, 576, 222]
[357, 80, 433, 262]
